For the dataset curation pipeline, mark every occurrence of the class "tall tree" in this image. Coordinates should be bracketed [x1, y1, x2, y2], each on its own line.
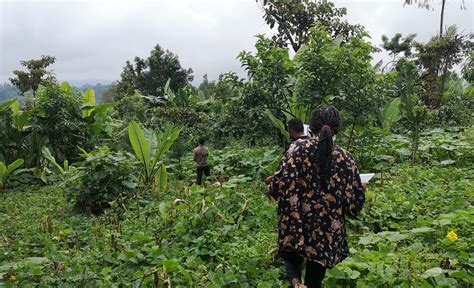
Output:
[9, 55, 56, 96]
[257, 0, 364, 52]
[117, 44, 193, 99]
[414, 26, 473, 107]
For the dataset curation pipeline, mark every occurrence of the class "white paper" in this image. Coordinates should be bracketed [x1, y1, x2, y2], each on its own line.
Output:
[360, 173, 375, 183]
[303, 124, 310, 136]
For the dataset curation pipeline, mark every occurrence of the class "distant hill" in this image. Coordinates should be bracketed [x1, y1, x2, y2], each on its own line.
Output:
[73, 83, 112, 103]
[0, 83, 20, 103]
[0, 82, 113, 104]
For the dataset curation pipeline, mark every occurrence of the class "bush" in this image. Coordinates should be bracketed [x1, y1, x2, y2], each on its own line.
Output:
[66, 147, 139, 214]
[35, 82, 91, 163]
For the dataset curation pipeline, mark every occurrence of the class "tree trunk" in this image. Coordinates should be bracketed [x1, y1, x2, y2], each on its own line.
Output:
[440, 0, 446, 37]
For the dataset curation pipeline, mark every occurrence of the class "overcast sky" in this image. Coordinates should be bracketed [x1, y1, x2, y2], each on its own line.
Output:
[0, 0, 472, 85]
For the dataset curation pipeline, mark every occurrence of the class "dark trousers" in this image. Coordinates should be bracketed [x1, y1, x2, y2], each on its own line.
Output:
[281, 252, 327, 288]
[196, 166, 210, 185]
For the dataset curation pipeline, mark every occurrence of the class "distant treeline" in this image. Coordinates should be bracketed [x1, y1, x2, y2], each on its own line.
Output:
[0, 82, 111, 104]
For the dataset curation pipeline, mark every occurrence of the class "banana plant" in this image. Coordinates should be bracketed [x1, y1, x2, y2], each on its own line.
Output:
[378, 97, 401, 131]
[42, 146, 69, 181]
[0, 159, 24, 191]
[128, 122, 180, 198]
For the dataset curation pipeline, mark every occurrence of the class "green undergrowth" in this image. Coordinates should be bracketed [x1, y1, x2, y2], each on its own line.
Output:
[1, 153, 473, 287]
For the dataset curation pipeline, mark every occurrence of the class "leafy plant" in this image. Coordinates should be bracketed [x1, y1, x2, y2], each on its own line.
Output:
[128, 122, 180, 197]
[0, 158, 24, 191]
[66, 147, 139, 214]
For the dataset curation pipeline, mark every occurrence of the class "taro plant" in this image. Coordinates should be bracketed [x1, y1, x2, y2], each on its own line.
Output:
[128, 121, 180, 200]
[0, 158, 24, 191]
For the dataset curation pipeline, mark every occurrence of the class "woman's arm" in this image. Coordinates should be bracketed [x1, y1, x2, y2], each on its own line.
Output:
[342, 154, 366, 218]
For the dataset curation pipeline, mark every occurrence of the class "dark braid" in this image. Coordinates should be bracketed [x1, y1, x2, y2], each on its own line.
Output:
[309, 106, 342, 186]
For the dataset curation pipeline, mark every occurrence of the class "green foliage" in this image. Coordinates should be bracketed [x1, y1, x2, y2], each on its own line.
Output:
[379, 97, 401, 131]
[462, 52, 474, 84]
[0, 158, 24, 191]
[435, 79, 474, 127]
[128, 122, 180, 193]
[258, 0, 364, 52]
[414, 26, 473, 107]
[381, 33, 417, 58]
[9, 55, 56, 95]
[34, 82, 91, 164]
[66, 147, 139, 214]
[117, 44, 193, 99]
[1, 142, 472, 286]
[238, 25, 378, 142]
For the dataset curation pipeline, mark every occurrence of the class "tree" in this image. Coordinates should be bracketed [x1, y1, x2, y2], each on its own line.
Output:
[117, 44, 193, 99]
[237, 26, 378, 144]
[9, 55, 56, 96]
[257, 0, 364, 52]
[101, 83, 119, 103]
[381, 33, 417, 70]
[462, 52, 474, 84]
[414, 26, 473, 107]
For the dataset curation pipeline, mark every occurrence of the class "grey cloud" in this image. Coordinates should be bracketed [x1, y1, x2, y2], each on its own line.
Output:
[0, 0, 472, 85]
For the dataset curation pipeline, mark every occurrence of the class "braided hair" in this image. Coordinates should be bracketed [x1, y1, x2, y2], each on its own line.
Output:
[309, 106, 342, 186]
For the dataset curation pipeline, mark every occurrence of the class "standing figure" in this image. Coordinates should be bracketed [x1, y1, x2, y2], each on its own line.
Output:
[193, 137, 210, 185]
[266, 106, 367, 288]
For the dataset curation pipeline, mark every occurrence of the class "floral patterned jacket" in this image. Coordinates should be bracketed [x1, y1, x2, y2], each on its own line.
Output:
[267, 138, 365, 268]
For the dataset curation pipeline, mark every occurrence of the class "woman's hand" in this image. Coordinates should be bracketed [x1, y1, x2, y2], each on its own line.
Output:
[362, 182, 368, 190]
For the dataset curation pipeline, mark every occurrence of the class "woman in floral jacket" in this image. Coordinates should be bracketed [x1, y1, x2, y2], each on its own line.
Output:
[267, 106, 366, 288]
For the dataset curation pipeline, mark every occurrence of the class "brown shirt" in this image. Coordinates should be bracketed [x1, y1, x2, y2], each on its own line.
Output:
[193, 145, 209, 167]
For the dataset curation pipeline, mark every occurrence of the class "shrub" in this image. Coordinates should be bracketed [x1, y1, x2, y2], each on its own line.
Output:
[66, 147, 139, 214]
[35, 82, 90, 163]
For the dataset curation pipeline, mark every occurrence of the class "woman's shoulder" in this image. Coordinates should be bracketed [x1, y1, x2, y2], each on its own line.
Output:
[332, 145, 355, 161]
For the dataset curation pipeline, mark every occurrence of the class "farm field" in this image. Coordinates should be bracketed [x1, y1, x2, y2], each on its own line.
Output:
[1, 1, 473, 287]
[1, 130, 473, 287]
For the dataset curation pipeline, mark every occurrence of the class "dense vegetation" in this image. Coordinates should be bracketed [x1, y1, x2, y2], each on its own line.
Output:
[1, 0, 473, 287]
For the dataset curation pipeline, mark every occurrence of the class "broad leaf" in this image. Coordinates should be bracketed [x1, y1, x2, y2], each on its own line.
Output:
[381, 98, 401, 130]
[5, 159, 24, 178]
[0, 162, 6, 181]
[82, 89, 96, 118]
[128, 122, 151, 177]
[42, 147, 64, 175]
[0, 98, 18, 112]
[265, 109, 290, 141]
[155, 164, 168, 196]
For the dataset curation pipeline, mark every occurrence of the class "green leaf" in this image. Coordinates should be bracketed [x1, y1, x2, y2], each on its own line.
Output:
[154, 126, 180, 163]
[385, 232, 408, 242]
[128, 122, 151, 177]
[0, 98, 18, 112]
[5, 159, 24, 178]
[381, 98, 401, 130]
[421, 267, 443, 279]
[10, 98, 20, 117]
[0, 162, 6, 181]
[42, 147, 64, 175]
[82, 88, 96, 118]
[26, 257, 49, 265]
[14, 111, 31, 130]
[410, 227, 434, 233]
[265, 109, 290, 141]
[155, 164, 168, 195]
